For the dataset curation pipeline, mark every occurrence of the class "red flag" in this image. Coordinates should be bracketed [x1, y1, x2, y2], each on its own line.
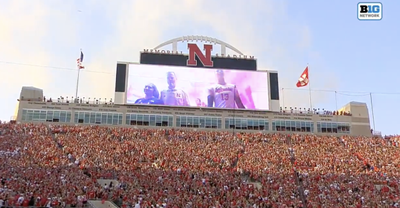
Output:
[296, 66, 309, 87]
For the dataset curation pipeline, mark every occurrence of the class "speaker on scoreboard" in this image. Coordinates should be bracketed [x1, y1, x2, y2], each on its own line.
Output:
[114, 63, 127, 104]
[269, 73, 279, 100]
[269, 72, 280, 111]
[115, 64, 127, 92]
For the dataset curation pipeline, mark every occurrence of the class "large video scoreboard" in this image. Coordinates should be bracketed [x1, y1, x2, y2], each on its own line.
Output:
[114, 35, 280, 111]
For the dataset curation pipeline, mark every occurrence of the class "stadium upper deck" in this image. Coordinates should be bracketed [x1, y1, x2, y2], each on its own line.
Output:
[14, 86, 372, 136]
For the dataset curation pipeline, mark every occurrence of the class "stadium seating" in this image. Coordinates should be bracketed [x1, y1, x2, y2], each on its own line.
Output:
[1, 123, 399, 207]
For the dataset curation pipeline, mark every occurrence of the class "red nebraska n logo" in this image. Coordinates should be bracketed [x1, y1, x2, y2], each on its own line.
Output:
[187, 43, 214, 67]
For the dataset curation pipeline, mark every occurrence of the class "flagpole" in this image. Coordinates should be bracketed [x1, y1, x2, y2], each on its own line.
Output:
[334, 91, 338, 110]
[75, 66, 81, 103]
[281, 88, 285, 110]
[369, 92, 376, 132]
[308, 63, 312, 110]
[75, 49, 83, 103]
[335, 91, 338, 122]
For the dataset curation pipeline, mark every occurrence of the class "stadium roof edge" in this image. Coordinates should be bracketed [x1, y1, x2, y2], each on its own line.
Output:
[349, 101, 365, 105]
[21, 86, 42, 90]
[261, 69, 278, 73]
[117, 62, 276, 73]
[117, 61, 138, 65]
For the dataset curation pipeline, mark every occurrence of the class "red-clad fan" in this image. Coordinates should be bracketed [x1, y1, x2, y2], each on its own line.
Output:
[22, 198, 29, 207]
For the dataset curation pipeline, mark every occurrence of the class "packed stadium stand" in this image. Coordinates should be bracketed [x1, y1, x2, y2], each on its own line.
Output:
[1, 123, 400, 207]
[0, 86, 398, 207]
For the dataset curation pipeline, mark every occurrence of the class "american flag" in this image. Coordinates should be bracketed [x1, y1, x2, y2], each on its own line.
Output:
[77, 51, 85, 69]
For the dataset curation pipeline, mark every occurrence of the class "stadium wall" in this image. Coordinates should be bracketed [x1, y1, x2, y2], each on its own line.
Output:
[16, 89, 372, 137]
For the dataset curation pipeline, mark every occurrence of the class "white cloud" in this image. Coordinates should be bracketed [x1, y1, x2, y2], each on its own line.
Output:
[80, 0, 194, 99]
[0, 0, 80, 120]
[82, 0, 338, 109]
[0, 1, 51, 87]
[177, 0, 338, 109]
[0, 0, 339, 120]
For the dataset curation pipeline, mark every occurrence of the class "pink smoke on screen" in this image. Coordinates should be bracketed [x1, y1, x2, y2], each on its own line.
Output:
[126, 66, 269, 110]
[225, 71, 255, 109]
[244, 86, 255, 109]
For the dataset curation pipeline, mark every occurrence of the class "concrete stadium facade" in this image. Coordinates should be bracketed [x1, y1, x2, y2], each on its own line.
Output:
[15, 87, 372, 136]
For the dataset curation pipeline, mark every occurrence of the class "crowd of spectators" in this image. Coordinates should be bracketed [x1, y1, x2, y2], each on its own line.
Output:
[1, 123, 399, 207]
[279, 107, 351, 116]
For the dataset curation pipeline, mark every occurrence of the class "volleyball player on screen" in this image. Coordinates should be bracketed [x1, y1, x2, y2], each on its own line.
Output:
[160, 71, 190, 106]
[207, 69, 245, 109]
[134, 83, 164, 105]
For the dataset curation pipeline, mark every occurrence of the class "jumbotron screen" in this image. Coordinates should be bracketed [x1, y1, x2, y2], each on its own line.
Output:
[126, 64, 269, 110]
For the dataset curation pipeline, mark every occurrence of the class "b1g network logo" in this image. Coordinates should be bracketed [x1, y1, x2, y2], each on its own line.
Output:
[358, 2, 383, 20]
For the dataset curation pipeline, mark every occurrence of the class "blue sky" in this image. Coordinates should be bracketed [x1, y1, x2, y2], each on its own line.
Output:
[0, 0, 398, 135]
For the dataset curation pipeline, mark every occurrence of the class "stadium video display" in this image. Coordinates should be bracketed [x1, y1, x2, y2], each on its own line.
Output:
[126, 64, 269, 110]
